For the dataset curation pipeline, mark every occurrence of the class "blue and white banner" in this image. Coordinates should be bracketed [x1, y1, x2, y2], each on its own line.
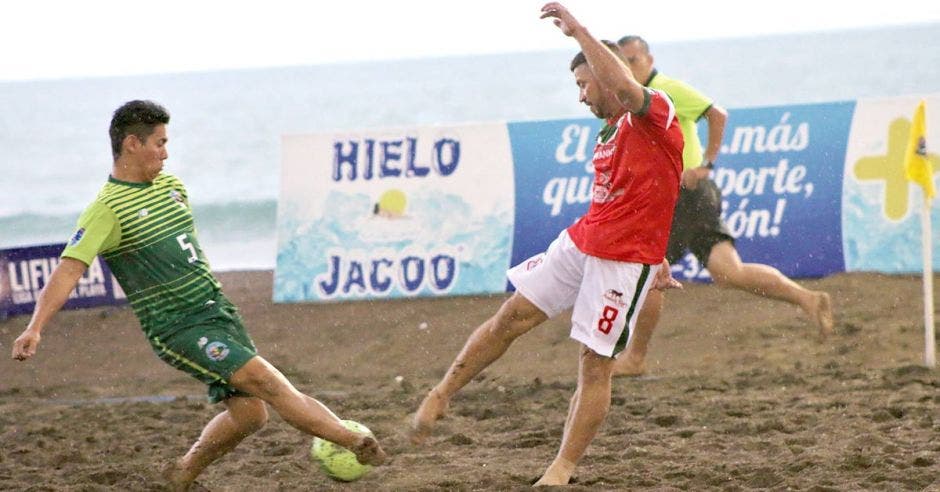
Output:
[274, 93, 940, 303]
[275, 124, 515, 302]
[0, 243, 125, 318]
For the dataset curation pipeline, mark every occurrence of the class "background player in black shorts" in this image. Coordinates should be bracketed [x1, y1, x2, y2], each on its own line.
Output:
[612, 36, 835, 376]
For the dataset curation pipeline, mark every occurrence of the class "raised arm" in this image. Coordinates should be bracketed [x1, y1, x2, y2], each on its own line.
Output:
[541, 2, 646, 113]
[11, 257, 88, 361]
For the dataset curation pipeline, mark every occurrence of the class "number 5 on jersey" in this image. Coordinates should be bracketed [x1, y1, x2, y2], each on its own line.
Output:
[177, 233, 198, 263]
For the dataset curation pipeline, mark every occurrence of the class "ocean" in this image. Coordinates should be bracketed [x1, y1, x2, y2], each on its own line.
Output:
[2, 23, 939, 271]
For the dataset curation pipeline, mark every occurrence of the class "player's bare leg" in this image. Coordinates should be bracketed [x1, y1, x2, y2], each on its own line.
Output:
[230, 356, 387, 466]
[706, 241, 834, 337]
[811, 291, 834, 337]
[612, 288, 664, 377]
[163, 396, 268, 491]
[535, 344, 614, 486]
[410, 387, 449, 445]
[411, 293, 547, 444]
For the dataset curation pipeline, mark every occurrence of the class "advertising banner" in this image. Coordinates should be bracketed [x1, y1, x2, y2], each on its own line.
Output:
[275, 124, 516, 302]
[507, 118, 600, 269]
[274, 94, 940, 303]
[842, 95, 940, 273]
[0, 243, 125, 318]
[671, 101, 856, 280]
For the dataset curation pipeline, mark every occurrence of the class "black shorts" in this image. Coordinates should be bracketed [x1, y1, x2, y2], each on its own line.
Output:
[665, 178, 735, 267]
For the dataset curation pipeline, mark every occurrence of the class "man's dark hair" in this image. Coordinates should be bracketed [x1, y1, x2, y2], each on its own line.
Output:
[569, 40, 625, 72]
[616, 34, 651, 53]
[109, 100, 170, 158]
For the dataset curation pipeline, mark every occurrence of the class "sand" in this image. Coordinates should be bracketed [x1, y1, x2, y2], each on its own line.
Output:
[1, 270, 939, 491]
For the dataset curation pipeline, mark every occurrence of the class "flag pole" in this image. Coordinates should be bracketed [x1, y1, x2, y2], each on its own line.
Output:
[922, 195, 936, 367]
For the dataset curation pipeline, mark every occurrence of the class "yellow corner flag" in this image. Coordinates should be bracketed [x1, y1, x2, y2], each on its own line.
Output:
[905, 100, 934, 199]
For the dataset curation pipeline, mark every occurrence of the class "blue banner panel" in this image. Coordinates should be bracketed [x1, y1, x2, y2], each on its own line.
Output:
[0, 243, 125, 318]
[699, 101, 855, 279]
[507, 118, 600, 270]
[508, 103, 855, 283]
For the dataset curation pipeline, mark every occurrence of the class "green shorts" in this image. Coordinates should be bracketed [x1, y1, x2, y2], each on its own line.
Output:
[149, 297, 258, 403]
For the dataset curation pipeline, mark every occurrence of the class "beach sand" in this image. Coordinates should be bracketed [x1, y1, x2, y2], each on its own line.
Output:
[1, 270, 938, 490]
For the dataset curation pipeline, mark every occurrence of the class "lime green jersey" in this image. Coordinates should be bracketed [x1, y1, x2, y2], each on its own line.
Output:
[647, 70, 713, 169]
[62, 172, 220, 337]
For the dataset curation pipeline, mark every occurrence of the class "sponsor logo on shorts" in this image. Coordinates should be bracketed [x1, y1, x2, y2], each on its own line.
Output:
[525, 256, 544, 271]
[603, 289, 627, 308]
[205, 341, 230, 361]
[68, 228, 85, 246]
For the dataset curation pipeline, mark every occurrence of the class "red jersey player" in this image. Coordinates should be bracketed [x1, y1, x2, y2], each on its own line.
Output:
[411, 2, 683, 486]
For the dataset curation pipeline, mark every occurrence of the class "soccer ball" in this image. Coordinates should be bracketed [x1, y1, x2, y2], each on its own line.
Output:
[310, 420, 374, 482]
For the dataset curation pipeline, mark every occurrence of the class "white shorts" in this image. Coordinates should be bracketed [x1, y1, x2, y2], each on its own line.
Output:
[506, 230, 659, 357]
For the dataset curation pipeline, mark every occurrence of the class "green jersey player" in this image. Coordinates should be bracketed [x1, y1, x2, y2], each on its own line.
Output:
[11, 100, 385, 490]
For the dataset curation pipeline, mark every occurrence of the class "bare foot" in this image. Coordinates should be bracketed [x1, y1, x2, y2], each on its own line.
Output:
[160, 460, 192, 492]
[809, 291, 834, 339]
[611, 353, 647, 378]
[409, 388, 449, 445]
[533, 474, 570, 486]
[534, 458, 575, 486]
[352, 435, 387, 466]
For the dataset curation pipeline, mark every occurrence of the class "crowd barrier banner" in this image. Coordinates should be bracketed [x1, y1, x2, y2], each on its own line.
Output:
[0, 243, 125, 319]
[842, 95, 940, 273]
[275, 124, 515, 302]
[673, 101, 856, 280]
[507, 118, 601, 272]
[275, 94, 940, 302]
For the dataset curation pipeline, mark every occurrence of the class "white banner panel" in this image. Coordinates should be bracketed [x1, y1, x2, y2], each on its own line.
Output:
[843, 94, 940, 273]
[275, 123, 515, 302]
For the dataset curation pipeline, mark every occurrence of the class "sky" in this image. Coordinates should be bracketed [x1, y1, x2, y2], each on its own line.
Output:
[3, 0, 940, 82]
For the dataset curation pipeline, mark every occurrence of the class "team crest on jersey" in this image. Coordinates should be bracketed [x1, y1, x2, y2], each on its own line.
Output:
[593, 184, 624, 204]
[68, 228, 85, 246]
[169, 190, 186, 207]
[205, 341, 230, 361]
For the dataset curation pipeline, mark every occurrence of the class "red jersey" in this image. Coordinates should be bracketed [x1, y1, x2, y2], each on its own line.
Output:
[567, 89, 684, 264]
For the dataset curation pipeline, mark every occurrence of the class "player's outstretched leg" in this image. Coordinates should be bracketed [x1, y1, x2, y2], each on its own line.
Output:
[612, 288, 664, 377]
[707, 241, 835, 338]
[163, 396, 268, 491]
[535, 344, 615, 486]
[410, 386, 449, 445]
[411, 293, 547, 445]
[230, 356, 387, 466]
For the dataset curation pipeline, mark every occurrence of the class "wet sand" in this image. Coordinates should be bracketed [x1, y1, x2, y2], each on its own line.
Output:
[1, 271, 938, 490]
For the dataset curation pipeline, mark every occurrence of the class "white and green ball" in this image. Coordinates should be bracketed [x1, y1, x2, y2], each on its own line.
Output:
[310, 420, 374, 482]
